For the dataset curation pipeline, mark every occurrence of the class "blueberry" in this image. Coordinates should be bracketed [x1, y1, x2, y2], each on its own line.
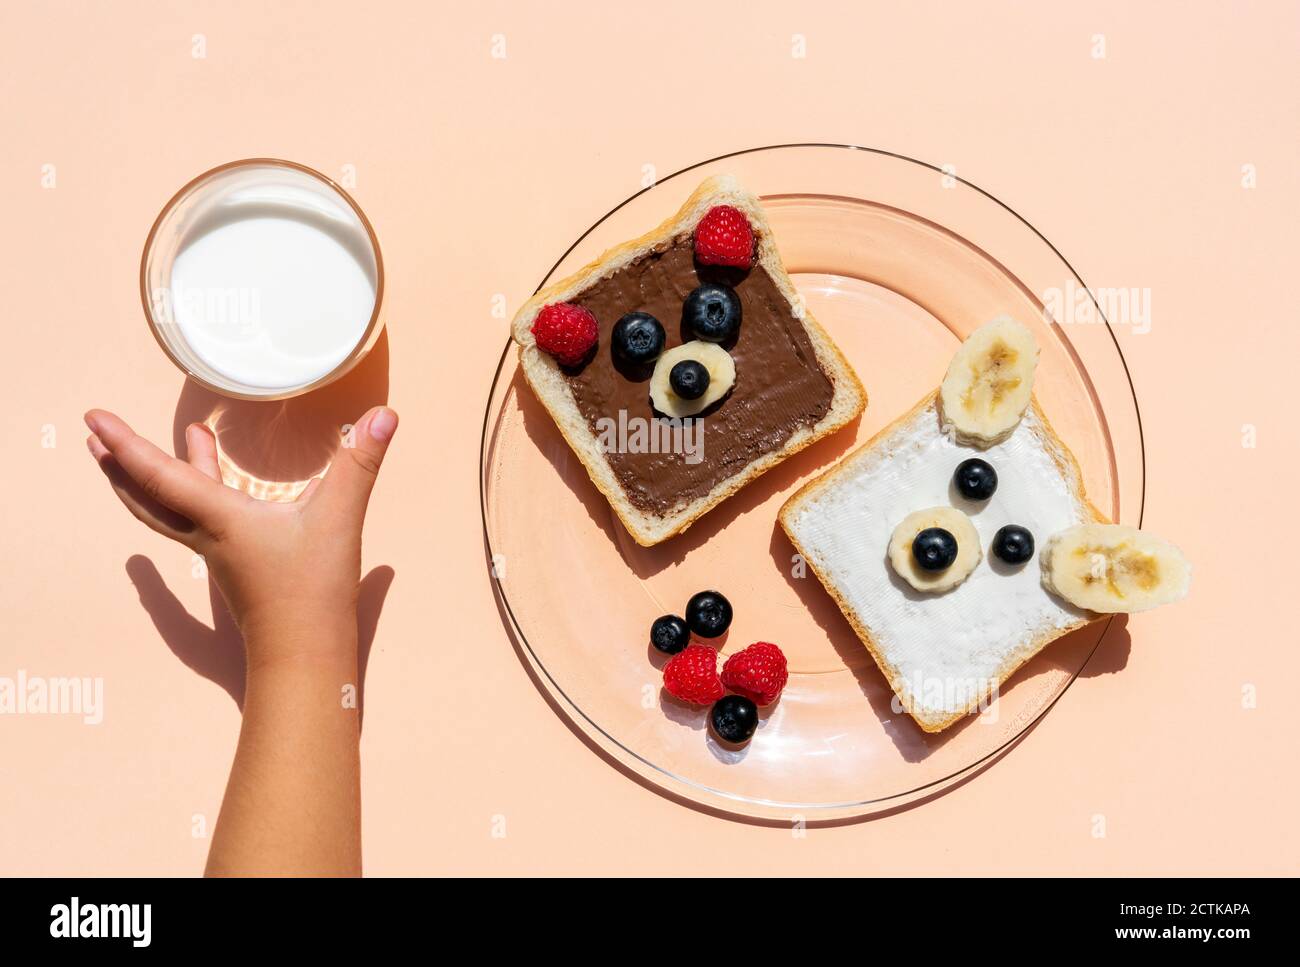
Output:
[683, 283, 741, 342]
[669, 360, 710, 400]
[954, 458, 998, 501]
[612, 311, 665, 363]
[685, 590, 732, 638]
[912, 528, 958, 571]
[992, 525, 1034, 565]
[710, 695, 758, 744]
[649, 614, 691, 655]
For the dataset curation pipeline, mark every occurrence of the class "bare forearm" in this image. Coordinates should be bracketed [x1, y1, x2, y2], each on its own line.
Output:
[205, 616, 362, 877]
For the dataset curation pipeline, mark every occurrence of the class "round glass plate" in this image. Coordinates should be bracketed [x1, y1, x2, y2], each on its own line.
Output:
[481, 145, 1143, 822]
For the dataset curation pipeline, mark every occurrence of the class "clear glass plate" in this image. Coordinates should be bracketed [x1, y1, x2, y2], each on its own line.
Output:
[481, 145, 1143, 822]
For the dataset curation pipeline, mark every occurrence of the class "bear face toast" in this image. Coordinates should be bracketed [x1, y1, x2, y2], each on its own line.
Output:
[511, 176, 866, 547]
[780, 319, 1190, 732]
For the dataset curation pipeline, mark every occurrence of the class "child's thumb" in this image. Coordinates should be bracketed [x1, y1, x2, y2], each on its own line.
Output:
[322, 406, 398, 517]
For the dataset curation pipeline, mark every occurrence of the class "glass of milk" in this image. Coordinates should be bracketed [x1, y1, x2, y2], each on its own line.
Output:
[141, 159, 384, 399]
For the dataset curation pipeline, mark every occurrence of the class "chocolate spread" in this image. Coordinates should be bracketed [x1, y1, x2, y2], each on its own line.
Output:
[565, 236, 834, 515]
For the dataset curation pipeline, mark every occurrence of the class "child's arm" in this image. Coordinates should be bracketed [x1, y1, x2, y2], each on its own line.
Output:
[207, 610, 362, 876]
[84, 406, 398, 877]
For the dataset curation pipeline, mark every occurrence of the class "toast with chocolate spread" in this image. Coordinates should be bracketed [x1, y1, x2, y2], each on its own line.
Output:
[511, 176, 866, 546]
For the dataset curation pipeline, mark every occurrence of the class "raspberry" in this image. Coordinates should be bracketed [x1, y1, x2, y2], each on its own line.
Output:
[663, 644, 724, 705]
[531, 302, 598, 366]
[693, 205, 755, 268]
[721, 641, 788, 706]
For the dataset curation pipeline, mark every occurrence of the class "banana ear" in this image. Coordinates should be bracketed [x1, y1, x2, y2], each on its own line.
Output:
[1041, 524, 1191, 613]
[939, 317, 1039, 448]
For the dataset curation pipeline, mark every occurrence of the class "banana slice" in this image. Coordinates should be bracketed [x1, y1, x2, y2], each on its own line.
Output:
[1041, 524, 1191, 613]
[939, 317, 1039, 447]
[649, 341, 736, 417]
[888, 507, 982, 593]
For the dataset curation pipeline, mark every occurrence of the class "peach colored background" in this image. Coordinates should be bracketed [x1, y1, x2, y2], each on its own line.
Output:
[2, 0, 1296, 875]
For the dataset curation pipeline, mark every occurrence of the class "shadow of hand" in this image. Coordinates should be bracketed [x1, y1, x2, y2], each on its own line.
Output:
[126, 555, 395, 722]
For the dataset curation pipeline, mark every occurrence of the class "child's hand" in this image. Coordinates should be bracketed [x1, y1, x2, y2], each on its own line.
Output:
[84, 406, 398, 662]
[86, 404, 396, 876]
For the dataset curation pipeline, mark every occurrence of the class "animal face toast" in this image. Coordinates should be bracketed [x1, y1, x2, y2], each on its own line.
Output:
[780, 320, 1189, 731]
[512, 176, 865, 546]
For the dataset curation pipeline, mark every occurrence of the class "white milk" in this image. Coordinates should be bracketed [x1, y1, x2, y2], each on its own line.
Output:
[169, 207, 376, 390]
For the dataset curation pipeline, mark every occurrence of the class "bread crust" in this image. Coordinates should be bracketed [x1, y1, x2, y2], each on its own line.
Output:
[510, 176, 866, 546]
[779, 391, 1109, 732]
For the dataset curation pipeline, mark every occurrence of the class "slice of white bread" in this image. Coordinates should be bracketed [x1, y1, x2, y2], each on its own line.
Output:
[779, 391, 1109, 732]
[511, 176, 866, 546]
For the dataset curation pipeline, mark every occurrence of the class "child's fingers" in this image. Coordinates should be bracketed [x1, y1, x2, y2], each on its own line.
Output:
[185, 422, 222, 482]
[316, 407, 398, 522]
[85, 409, 234, 529]
[88, 433, 202, 546]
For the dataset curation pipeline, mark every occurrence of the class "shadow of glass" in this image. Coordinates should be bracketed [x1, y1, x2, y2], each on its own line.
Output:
[126, 555, 394, 726]
[171, 329, 390, 500]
